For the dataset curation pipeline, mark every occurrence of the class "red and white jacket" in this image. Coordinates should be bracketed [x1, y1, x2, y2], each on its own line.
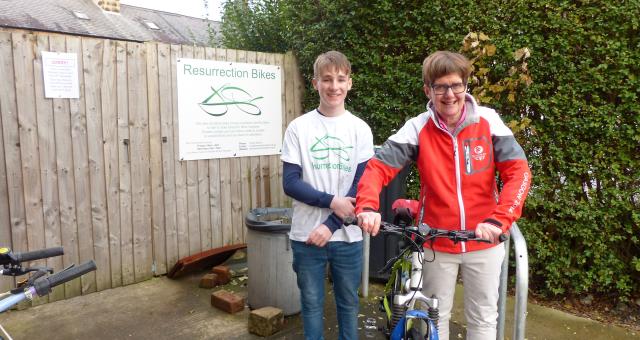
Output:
[356, 94, 531, 253]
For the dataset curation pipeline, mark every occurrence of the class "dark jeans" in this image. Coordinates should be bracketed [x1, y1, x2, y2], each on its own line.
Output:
[291, 240, 363, 340]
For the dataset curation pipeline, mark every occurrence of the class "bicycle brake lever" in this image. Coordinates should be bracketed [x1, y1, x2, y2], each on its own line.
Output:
[8, 269, 48, 294]
[26, 270, 48, 285]
[0, 266, 34, 277]
[27, 266, 54, 274]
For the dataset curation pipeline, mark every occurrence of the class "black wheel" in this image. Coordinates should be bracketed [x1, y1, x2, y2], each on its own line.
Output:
[406, 326, 423, 340]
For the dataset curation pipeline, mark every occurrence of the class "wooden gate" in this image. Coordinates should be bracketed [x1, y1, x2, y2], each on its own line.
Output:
[0, 28, 303, 302]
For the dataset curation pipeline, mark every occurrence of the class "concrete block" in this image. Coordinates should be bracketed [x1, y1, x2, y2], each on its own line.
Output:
[248, 306, 284, 337]
[211, 290, 244, 314]
[211, 265, 231, 285]
[199, 273, 219, 288]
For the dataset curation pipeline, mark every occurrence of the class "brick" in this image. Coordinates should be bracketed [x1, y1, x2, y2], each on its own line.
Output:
[211, 290, 244, 314]
[211, 265, 231, 285]
[199, 273, 219, 288]
[248, 307, 284, 337]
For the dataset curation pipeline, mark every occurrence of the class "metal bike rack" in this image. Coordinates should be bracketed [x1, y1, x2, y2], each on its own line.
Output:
[361, 232, 370, 297]
[497, 222, 528, 340]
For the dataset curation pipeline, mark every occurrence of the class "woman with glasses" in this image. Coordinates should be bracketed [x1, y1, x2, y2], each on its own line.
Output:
[355, 51, 531, 340]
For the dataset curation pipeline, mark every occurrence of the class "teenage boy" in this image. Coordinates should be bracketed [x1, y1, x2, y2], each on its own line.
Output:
[281, 50, 374, 340]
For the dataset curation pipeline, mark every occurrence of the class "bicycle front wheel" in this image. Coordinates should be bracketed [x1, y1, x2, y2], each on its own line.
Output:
[406, 326, 422, 339]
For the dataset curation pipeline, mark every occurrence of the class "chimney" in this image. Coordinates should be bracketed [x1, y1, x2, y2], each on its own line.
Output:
[94, 0, 121, 13]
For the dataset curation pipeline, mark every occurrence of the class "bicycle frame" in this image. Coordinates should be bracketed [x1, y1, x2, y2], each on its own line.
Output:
[0, 247, 96, 313]
[377, 218, 494, 340]
[377, 222, 441, 340]
[0, 287, 36, 313]
[391, 310, 438, 340]
[387, 249, 439, 340]
[0, 246, 96, 340]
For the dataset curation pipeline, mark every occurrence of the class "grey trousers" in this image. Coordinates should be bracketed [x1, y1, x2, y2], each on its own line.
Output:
[422, 245, 505, 340]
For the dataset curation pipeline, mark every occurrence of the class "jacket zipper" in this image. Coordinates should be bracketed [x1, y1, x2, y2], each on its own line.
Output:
[432, 113, 468, 253]
[452, 137, 467, 253]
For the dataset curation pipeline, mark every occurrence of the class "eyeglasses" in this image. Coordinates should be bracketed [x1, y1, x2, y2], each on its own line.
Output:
[430, 82, 466, 95]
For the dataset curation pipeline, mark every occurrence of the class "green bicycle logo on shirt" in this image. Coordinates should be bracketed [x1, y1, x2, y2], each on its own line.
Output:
[310, 134, 353, 161]
[198, 84, 264, 117]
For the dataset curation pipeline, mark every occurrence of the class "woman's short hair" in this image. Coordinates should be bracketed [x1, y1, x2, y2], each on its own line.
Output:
[313, 51, 351, 78]
[422, 51, 472, 85]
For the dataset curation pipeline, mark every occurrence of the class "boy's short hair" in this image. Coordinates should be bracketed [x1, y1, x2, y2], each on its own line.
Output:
[422, 51, 472, 85]
[313, 51, 351, 78]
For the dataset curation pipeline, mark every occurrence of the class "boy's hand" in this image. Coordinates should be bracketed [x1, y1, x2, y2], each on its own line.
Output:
[306, 224, 332, 247]
[357, 211, 381, 236]
[330, 196, 356, 219]
[475, 222, 503, 244]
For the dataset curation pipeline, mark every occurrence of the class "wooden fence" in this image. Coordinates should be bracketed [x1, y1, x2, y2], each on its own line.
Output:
[0, 28, 303, 302]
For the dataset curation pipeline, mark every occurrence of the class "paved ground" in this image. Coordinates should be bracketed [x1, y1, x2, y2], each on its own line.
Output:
[0, 250, 637, 340]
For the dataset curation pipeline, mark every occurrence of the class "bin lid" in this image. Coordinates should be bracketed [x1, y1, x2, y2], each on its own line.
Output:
[245, 207, 292, 232]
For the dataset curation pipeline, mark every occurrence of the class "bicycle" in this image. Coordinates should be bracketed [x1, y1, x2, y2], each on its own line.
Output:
[0, 246, 96, 339]
[367, 199, 506, 340]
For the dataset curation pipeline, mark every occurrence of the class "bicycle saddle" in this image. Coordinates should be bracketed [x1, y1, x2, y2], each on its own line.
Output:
[391, 199, 420, 226]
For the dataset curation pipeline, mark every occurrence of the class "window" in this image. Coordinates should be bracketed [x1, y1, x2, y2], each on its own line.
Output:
[72, 11, 90, 20]
[144, 21, 160, 30]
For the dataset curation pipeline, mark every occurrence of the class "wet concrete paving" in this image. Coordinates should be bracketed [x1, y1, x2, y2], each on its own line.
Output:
[0, 251, 636, 339]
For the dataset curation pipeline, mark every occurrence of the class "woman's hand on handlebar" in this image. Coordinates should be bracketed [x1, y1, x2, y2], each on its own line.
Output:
[357, 211, 381, 236]
[474, 222, 503, 244]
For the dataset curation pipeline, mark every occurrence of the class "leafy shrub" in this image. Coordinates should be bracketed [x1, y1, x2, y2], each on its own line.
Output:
[221, 0, 640, 301]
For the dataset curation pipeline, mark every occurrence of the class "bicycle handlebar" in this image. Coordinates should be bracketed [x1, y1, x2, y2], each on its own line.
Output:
[0, 260, 96, 313]
[343, 216, 357, 226]
[344, 215, 507, 243]
[0, 246, 64, 266]
[498, 232, 508, 242]
[421, 223, 508, 243]
[33, 260, 96, 296]
[14, 247, 64, 264]
[382, 221, 500, 244]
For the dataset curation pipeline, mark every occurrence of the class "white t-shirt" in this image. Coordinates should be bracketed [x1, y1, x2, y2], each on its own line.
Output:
[281, 109, 374, 242]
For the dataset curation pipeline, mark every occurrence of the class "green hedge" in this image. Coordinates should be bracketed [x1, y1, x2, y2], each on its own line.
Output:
[221, 0, 640, 301]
